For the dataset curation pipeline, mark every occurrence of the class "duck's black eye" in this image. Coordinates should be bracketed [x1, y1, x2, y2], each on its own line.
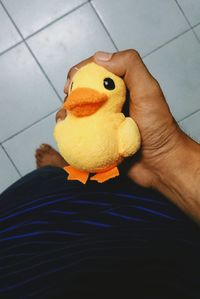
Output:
[103, 77, 115, 90]
[70, 82, 74, 91]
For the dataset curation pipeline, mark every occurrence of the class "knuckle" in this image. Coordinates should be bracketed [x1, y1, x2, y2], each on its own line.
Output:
[94, 51, 101, 56]
[126, 49, 140, 59]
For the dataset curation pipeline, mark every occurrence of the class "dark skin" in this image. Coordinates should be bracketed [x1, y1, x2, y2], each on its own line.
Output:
[36, 49, 200, 224]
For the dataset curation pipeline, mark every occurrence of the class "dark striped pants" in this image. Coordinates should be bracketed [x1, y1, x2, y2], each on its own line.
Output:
[0, 166, 200, 298]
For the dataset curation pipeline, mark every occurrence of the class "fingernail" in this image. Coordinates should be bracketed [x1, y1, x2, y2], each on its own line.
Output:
[94, 51, 113, 61]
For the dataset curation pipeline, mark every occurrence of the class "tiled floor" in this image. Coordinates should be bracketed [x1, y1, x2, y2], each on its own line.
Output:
[0, 0, 200, 193]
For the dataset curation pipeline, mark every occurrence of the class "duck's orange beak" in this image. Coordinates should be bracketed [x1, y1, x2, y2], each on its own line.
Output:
[63, 87, 108, 117]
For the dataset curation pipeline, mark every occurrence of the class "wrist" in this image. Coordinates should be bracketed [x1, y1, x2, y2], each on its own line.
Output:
[154, 132, 200, 183]
[152, 131, 200, 220]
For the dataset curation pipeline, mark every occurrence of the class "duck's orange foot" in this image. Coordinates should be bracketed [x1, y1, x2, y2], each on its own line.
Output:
[63, 165, 89, 184]
[90, 167, 119, 183]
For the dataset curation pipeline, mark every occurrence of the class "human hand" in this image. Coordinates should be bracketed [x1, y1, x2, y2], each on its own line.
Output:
[56, 49, 200, 222]
[91, 50, 186, 188]
[59, 50, 186, 187]
[91, 50, 200, 225]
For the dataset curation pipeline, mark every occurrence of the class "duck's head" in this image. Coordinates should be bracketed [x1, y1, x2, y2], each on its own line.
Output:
[63, 62, 126, 117]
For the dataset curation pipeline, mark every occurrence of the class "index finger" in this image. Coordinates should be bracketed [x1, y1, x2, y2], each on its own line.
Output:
[93, 50, 161, 103]
[64, 49, 162, 106]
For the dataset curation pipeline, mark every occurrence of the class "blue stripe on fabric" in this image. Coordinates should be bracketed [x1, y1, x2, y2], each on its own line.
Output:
[0, 263, 74, 293]
[0, 232, 42, 241]
[72, 200, 112, 207]
[0, 222, 27, 235]
[0, 192, 74, 218]
[0, 230, 83, 241]
[0, 220, 49, 235]
[72, 191, 166, 205]
[112, 192, 167, 205]
[0, 189, 166, 221]
[73, 220, 112, 228]
[131, 205, 177, 220]
[0, 235, 151, 276]
[0, 239, 146, 293]
[48, 210, 78, 215]
[28, 221, 49, 224]
[0, 241, 139, 281]
[106, 211, 147, 222]
[0, 196, 74, 223]
[0, 194, 111, 223]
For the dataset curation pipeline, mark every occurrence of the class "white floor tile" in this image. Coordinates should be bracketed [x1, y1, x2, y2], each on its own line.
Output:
[177, 0, 200, 26]
[2, 0, 87, 38]
[144, 31, 200, 121]
[27, 3, 116, 98]
[0, 43, 61, 142]
[3, 113, 59, 176]
[0, 145, 20, 194]
[0, 3, 21, 53]
[92, 0, 189, 56]
[179, 111, 200, 143]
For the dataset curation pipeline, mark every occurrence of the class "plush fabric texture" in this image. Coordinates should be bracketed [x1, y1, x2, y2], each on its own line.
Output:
[64, 87, 108, 117]
[54, 62, 141, 182]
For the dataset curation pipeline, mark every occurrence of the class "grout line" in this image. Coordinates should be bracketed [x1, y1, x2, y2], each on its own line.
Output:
[192, 21, 200, 29]
[1, 1, 200, 59]
[192, 30, 200, 43]
[174, 0, 193, 27]
[0, 0, 63, 103]
[0, 1, 89, 57]
[178, 108, 200, 123]
[89, 1, 118, 51]
[142, 28, 191, 59]
[193, 30, 200, 43]
[25, 1, 88, 41]
[24, 42, 63, 102]
[174, 0, 200, 43]
[0, 108, 59, 145]
[0, 144, 22, 177]
[0, 40, 23, 56]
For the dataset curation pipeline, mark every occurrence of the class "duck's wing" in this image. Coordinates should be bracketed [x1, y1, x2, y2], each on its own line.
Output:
[118, 117, 141, 157]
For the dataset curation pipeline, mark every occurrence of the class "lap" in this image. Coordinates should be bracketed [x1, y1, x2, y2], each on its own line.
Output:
[0, 167, 200, 298]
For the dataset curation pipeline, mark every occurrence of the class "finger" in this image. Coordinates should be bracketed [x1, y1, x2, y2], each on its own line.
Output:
[94, 50, 163, 104]
[39, 144, 51, 151]
[64, 56, 95, 94]
[64, 78, 70, 94]
[55, 108, 67, 123]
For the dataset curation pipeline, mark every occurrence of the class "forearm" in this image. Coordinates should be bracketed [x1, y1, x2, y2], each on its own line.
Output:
[153, 134, 200, 224]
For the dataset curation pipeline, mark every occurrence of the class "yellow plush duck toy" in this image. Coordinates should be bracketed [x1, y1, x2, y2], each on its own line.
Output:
[54, 62, 141, 184]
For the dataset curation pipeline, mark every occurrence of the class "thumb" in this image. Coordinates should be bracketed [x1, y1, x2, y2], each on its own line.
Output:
[94, 50, 163, 106]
